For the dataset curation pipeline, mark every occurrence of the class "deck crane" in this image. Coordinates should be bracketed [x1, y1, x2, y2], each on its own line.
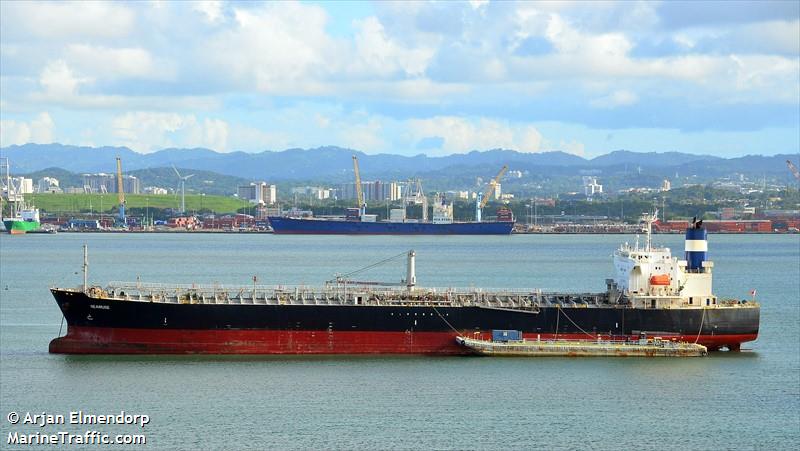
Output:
[475, 165, 508, 222]
[787, 160, 800, 182]
[115, 157, 126, 226]
[352, 155, 366, 217]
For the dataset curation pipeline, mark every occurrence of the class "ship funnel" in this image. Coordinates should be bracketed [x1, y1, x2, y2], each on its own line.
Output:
[685, 219, 708, 272]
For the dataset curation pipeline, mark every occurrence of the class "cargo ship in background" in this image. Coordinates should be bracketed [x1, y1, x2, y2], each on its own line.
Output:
[1, 157, 41, 234]
[2, 207, 41, 234]
[268, 200, 514, 235]
[49, 211, 759, 354]
[269, 156, 514, 235]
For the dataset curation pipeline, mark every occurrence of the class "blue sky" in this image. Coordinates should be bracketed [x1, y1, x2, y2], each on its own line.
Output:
[1, 0, 798, 158]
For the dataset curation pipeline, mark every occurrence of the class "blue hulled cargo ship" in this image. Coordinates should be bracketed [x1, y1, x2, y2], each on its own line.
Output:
[267, 216, 514, 235]
[268, 155, 514, 235]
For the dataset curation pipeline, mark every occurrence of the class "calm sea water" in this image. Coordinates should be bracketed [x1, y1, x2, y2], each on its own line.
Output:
[1, 233, 798, 450]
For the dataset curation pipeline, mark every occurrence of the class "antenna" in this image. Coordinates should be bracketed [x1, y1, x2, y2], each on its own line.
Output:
[641, 209, 658, 251]
[83, 244, 89, 293]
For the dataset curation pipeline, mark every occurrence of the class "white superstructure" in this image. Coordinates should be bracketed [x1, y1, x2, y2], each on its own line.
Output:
[431, 194, 454, 224]
[612, 211, 715, 309]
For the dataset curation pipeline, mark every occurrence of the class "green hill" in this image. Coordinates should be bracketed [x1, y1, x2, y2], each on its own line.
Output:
[26, 193, 249, 215]
[14, 166, 251, 197]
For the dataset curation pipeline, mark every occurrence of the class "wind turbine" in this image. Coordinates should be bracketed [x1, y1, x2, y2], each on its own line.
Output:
[172, 165, 195, 214]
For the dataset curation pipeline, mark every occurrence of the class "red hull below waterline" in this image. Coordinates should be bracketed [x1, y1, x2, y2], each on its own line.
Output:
[49, 326, 757, 355]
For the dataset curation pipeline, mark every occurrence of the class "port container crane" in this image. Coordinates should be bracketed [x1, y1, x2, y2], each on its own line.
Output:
[787, 160, 800, 182]
[403, 178, 428, 222]
[476, 165, 507, 222]
[352, 155, 365, 217]
[116, 157, 126, 226]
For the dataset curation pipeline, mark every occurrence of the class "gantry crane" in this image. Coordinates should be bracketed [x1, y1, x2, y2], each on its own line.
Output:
[352, 155, 365, 217]
[116, 157, 126, 226]
[475, 165, 508, 222]
[403, 178, 428, 222]
[787, 160, 800, 182]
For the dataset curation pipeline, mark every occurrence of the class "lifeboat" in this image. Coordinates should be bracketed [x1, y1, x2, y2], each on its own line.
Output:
[649, 274, 670, 286]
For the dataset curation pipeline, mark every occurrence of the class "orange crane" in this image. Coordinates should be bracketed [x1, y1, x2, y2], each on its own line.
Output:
[352, 155, 365, 217]
[116, 157, 126, 225]
[476, 165, 508, 222]
[787, 160, 800, 182]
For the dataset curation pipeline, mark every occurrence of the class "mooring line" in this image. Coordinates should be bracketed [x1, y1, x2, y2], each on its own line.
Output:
[694, 308, 706, 344]
[432, 305, 461, 336]
[556, 305, 597, 339]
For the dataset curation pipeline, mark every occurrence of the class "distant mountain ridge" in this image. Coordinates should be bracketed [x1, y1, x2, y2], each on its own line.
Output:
[0, 143, 794, 182]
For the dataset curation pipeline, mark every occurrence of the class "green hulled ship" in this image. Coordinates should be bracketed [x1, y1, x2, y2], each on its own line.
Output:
[3, 211, 41, 234]
[1, 157, 41, 234]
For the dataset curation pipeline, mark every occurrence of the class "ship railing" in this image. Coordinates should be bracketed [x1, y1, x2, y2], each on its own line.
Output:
[106, 281, 555, 296]
[107, 281, 307, 292]
[102, 281, 606, 307]
[718, 298, 760, 307]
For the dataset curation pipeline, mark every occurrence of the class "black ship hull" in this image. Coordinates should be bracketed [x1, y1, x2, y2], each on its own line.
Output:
[50, 289, 759, 354]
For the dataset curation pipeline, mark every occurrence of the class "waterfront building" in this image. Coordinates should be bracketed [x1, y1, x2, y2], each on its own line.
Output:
[36, 177, 61, 193]
[238, 182, 277, 205]
[82, 173, 140, 194]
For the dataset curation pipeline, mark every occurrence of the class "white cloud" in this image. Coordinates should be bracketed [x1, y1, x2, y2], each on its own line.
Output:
[204, 3, 339, 94]
[193, 1, 224, 24]
[0, 2, 797, 156]
[193, 118, 229, 152]
[110, 112, 228, 153]
[0, 112, 54, 146]
[735, 20, 800, 56]
[339, 118, 386, 153]
[591, 89, 639, 108]
[39, 60, 88, 99]
[202, 8, 438, 96]
[228, 125, 291, 152]
[519, 126, 544, 152]
[353, 16, 436, 78]
[315, 114, 331, 128]
[406, 116, 544, 154]
[64, 45, 172, 81]
[28, 59, 215, 111]
[469, 0, 490, 10]
[726, 54, 800, 104]
[1, 1, 135, 40]
[559, 139, 585, 156]
[340, 79, 470, 104]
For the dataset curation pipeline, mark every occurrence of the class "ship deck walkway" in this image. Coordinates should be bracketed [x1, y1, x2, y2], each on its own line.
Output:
[62, 281, 610, 311]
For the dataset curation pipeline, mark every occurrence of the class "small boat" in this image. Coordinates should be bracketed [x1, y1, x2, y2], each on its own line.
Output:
[456, 331, 708, 357]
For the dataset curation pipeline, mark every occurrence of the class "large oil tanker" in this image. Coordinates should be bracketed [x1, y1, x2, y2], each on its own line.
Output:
[49, 213, 759, 354]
